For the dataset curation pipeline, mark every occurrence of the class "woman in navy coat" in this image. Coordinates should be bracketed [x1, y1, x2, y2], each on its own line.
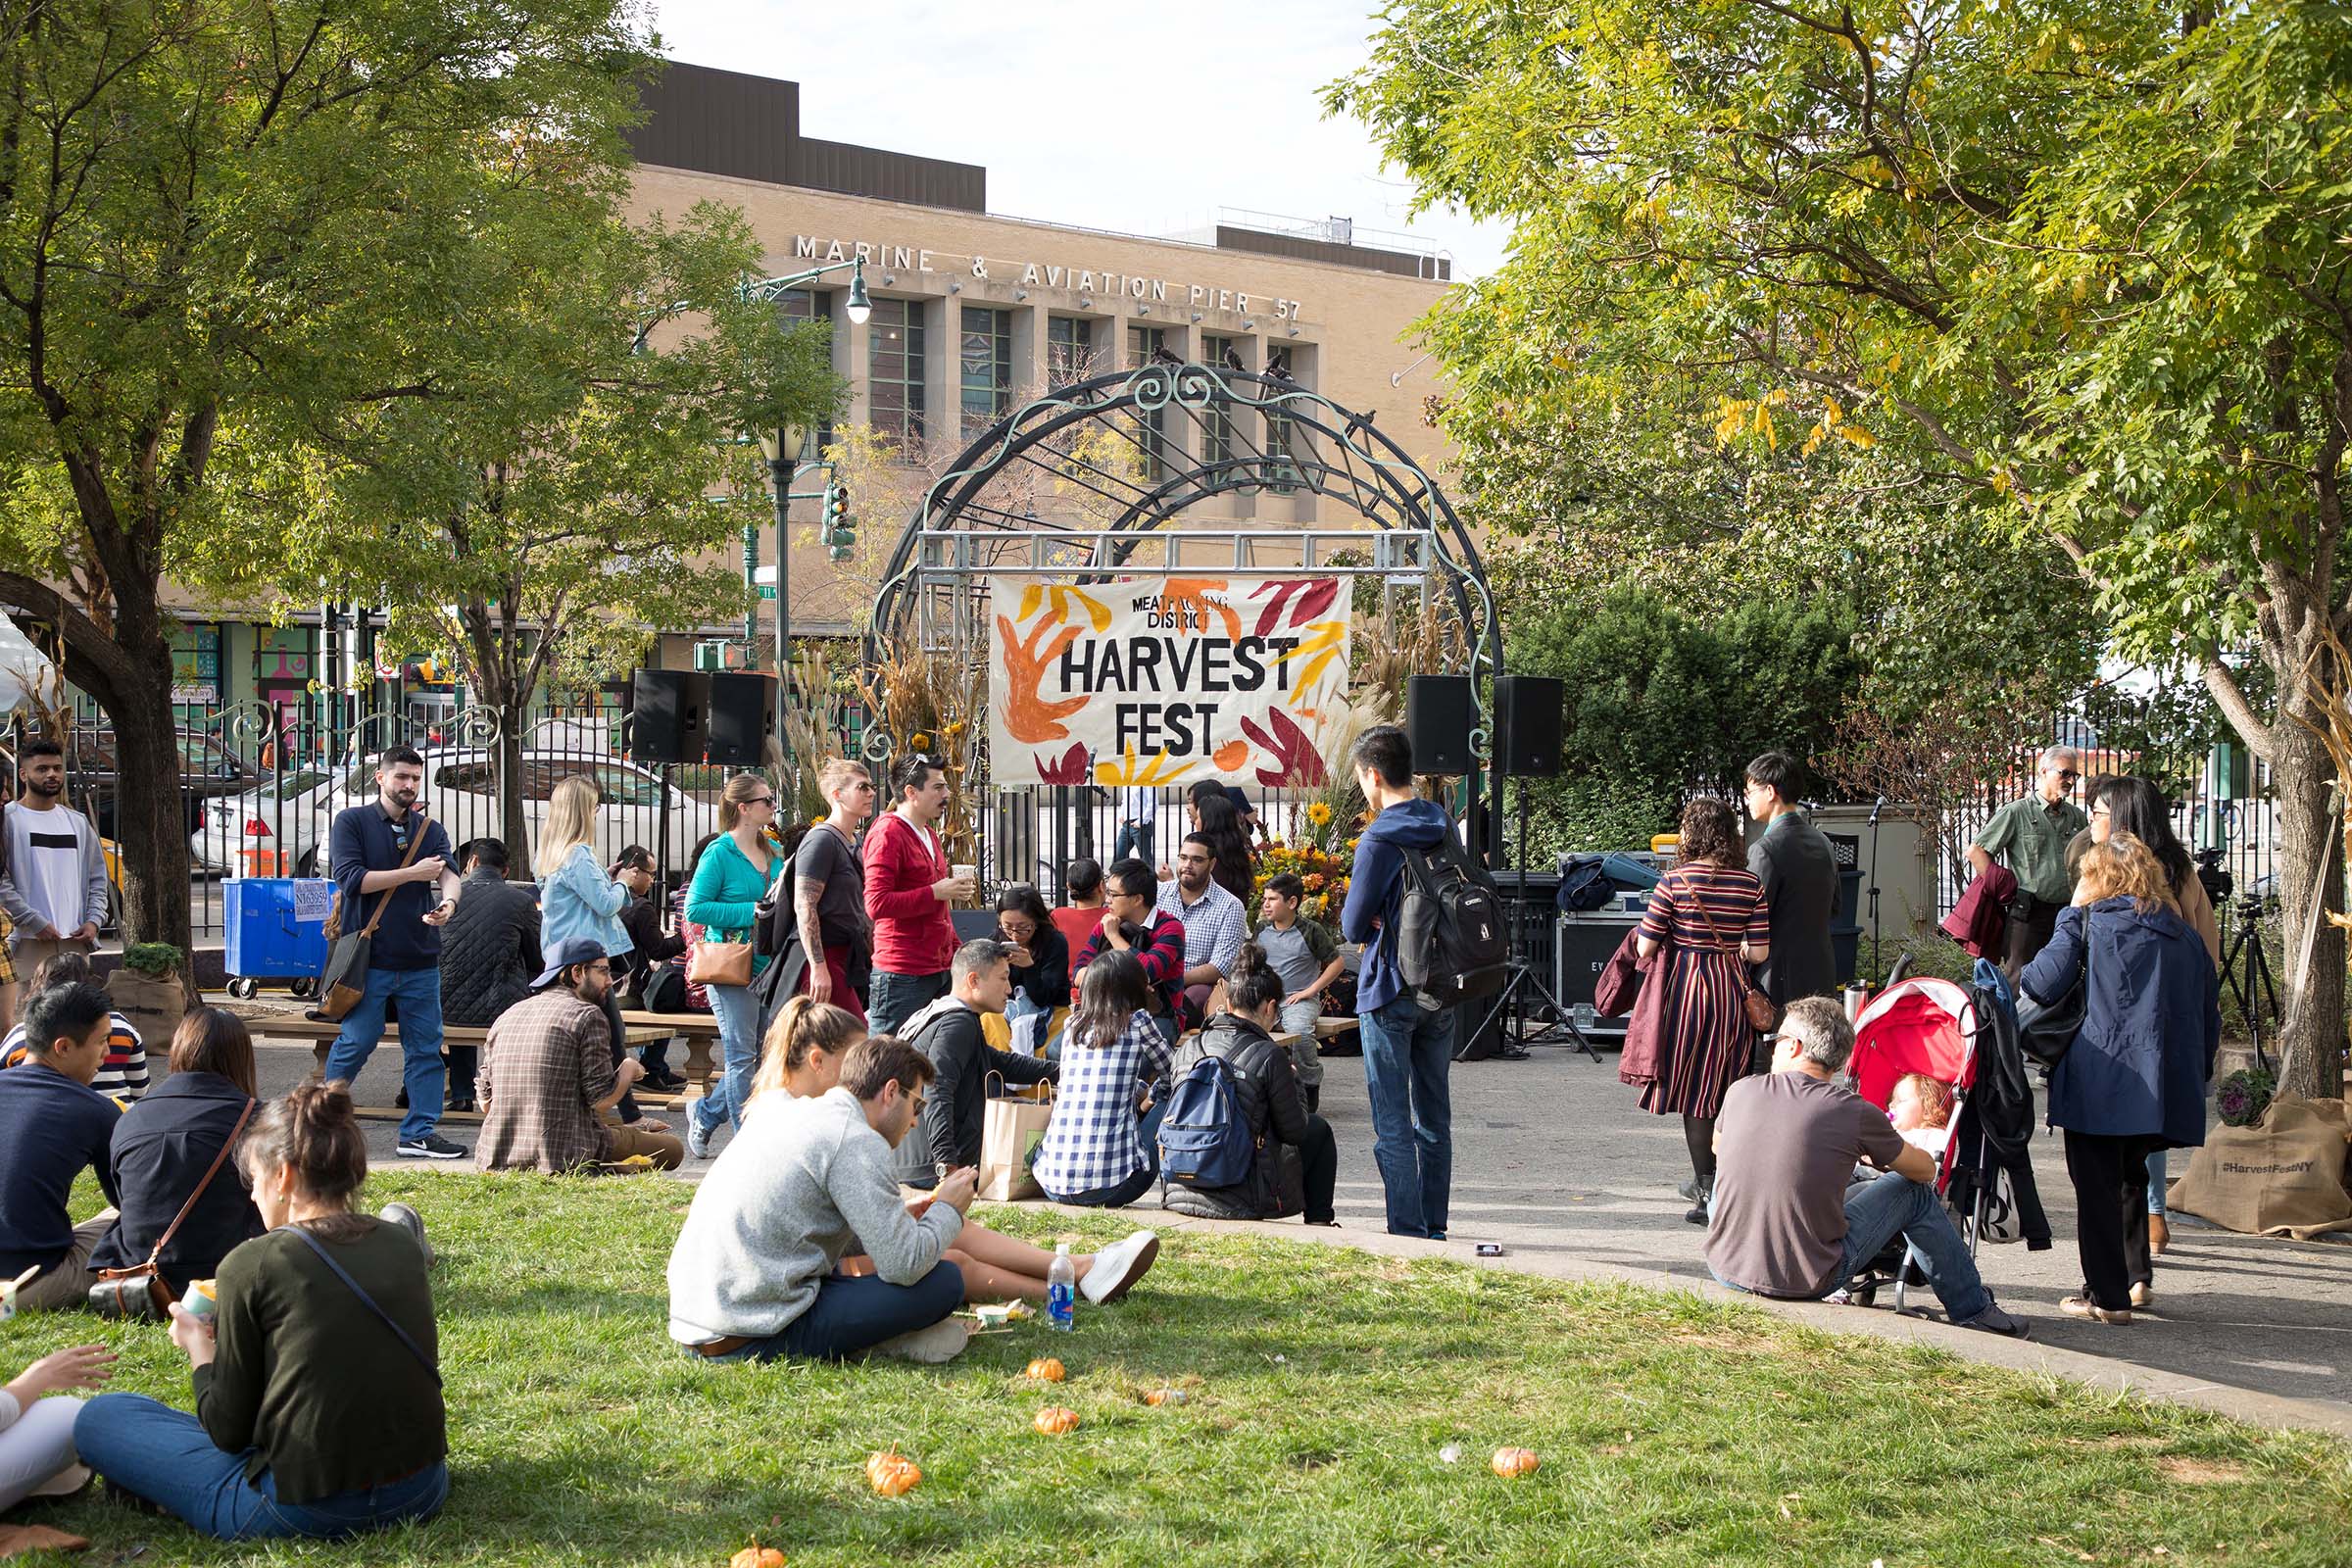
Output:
[2021, 833, 2218, 1324]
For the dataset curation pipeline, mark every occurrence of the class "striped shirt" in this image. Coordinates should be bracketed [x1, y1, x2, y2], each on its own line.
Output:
[2, 1012, 150, 1102]
[1639, 863, 1771, 954]
[1032, 1010, 1171, 1198]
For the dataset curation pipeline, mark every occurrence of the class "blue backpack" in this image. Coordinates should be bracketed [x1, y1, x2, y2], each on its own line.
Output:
[1157, 1054, 1255, 1190]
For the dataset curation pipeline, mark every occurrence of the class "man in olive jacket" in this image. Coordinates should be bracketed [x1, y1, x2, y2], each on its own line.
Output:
[1743, 753, 1839, 1009]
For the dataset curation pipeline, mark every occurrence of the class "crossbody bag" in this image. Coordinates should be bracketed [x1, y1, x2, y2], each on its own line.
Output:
[287, 1225, 442, 1386]
[1689, 879, 1780, 1034]
[89, 1098, 258, 1320]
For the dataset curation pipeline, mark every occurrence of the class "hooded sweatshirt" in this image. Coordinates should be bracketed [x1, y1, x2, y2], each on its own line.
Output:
[1340, 798, 1457, 1013]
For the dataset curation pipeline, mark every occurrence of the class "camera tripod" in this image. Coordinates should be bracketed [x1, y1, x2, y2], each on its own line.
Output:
[2220, 893, 2278, 1074]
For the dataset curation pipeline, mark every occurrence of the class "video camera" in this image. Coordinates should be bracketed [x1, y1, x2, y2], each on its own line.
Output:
[2192, 845, 2233, 910]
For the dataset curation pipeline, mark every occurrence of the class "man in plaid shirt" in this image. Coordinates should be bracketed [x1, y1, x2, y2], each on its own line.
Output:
[474, 938, 682, 1175]
[1155, 834, 1246, 1023]
[1072, 859, 1192, 1041]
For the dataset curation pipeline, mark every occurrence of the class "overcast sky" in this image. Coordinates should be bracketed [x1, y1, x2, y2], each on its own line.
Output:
[646, 0, 1511, 281]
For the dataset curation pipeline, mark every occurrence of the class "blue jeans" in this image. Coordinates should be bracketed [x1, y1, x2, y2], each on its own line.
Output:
[2146, 1150, 2168, 1215]
[868, 969, 949, 1038]
[1359, 993, 1456, 1238]
[1713, 1172, 1991, 1322]
[1046, 1164, 1158, 1208]
[1114, 819, 1154, 866]
[700, 1263, 964, 1361]
[324, 966, 446, 1144]
[74, 1394, 447, 1542]
[692, 982, 765, 1140]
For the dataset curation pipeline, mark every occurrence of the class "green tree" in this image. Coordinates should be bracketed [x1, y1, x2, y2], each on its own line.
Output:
[0, 0, 657, 964]
[1333, 0, 2352, 1093]
[296, 196, 846, 858]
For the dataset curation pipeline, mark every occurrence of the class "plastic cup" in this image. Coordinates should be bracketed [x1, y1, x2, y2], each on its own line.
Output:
[180, 1279, 218, 1325]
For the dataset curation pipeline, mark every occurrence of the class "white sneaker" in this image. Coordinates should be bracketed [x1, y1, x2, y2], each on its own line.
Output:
[873, 1318, 971, 1363]
[1081, 1230, 1160, 1305]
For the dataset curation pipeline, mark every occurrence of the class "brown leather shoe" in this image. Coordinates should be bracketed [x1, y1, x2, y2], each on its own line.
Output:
[2129, 1281, 2151, 1309]
[2148, 1213, 2170, 1255]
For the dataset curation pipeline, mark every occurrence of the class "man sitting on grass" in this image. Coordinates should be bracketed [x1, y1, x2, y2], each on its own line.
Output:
[0, 983, 122, 1310]
[666, 1034, 973, 1363]
[1705, 996, 2030, 1339]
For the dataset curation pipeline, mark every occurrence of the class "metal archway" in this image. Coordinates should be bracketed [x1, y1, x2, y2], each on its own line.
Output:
[863, 360, 1506, 862]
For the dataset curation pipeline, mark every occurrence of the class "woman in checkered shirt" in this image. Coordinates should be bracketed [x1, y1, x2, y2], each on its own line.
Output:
[1033, 953, 1170, 1209]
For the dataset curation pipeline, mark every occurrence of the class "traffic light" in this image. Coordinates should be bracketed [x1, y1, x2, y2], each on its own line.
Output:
[822, 481, 856, 562]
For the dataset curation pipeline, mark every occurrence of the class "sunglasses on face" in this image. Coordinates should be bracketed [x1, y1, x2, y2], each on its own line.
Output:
[2056, 770, 2080, 782]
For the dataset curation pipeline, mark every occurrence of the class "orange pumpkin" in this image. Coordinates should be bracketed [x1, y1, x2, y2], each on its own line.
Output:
[865, 1450, 922, 1496]
[1143, 1388, 1188, 1406]
[1033, 1405, 1081, 1436]
[730, 1544, 786, 1568]
[1491, 1446, 1541, 1479]
[1025, 1356, 1066, 1383]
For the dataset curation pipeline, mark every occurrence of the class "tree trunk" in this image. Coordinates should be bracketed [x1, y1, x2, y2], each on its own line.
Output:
[2264, 688, 2348, 1099]
[107, 621, 199, 998]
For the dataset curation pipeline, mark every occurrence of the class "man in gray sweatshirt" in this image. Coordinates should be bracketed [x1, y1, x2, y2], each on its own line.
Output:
[665, 1034, 972, 1362]
[1, 739, 110, 979]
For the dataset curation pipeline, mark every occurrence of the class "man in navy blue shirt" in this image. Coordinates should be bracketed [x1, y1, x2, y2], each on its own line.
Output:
[323, 747, 466, 1159]
[1339, 724, 1460, 1241]
[0, 982, 122, 1309]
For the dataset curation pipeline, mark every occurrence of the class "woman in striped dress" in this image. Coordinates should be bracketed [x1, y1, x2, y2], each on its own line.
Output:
[1635, 798, 1771, 1223]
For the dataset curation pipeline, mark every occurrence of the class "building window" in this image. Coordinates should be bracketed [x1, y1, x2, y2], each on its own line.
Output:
[1200, 334, 1238, 468]
[171, 624, 222, 718]
[1264, 346, 1301, 494]
[774, 290, 836, 454]
[959, 306, 1012, 437]
[1047, 317, 1095, 383]
[1127, 325, 1171, 481]
[867, 297, 926, 451]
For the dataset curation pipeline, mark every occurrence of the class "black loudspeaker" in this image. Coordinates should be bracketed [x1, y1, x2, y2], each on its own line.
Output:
[1404, 674, 1476, 776]
[705, 672, 771, 766]
[1495, 675, 1565, 778]
[630, 669, 707, 765]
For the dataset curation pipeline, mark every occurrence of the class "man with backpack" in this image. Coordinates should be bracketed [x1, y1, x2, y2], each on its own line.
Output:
[1159, 945, 1338, 1225]
[1340, 724, 1503, 1240]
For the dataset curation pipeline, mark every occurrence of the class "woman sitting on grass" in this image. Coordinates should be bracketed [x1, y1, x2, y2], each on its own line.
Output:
[74, 1082, 447, 1540]
[0, 1345, 114, 1512]
[750, 997, 1156, 1306]
[1033, 952, 1174, 1209]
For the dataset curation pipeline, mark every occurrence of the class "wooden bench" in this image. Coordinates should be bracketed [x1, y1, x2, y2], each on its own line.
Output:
[250, 1016, 676, 1123]
[616, 1010, 723, 1107]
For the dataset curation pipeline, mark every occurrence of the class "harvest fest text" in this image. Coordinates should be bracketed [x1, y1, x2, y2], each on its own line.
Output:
[988, 574, 1354, 789]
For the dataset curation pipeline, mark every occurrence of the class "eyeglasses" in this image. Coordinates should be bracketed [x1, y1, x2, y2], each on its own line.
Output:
[2056, 770, 2080, 782]
[744, 795, 776, 808]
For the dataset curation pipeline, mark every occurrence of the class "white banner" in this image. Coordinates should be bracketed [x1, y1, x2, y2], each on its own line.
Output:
[988, 575, 1354, 789]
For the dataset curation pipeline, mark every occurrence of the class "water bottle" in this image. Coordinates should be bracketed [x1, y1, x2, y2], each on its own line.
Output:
[1046, 1244, 1076, 1332]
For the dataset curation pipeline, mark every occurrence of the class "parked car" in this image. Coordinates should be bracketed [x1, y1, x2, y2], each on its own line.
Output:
[44, 727, 270, 839]
[191, 748, 721, 882]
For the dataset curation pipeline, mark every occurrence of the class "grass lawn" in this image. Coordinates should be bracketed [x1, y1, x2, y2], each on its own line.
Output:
[8, 1171, 2349, 1566]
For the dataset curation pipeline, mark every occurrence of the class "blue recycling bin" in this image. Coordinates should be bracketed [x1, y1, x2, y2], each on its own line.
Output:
[223, 877, 337, 997]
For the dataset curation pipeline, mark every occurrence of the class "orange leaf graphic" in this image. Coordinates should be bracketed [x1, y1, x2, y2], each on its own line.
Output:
[997, 613, 1087, 743]
[1159, 578, 1241, 641]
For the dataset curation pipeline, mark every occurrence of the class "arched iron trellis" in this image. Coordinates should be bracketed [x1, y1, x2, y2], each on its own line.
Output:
[863, 361, 1507, 859]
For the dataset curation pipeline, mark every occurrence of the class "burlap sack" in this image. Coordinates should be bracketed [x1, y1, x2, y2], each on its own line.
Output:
[2166, 1097, 2352, 1240]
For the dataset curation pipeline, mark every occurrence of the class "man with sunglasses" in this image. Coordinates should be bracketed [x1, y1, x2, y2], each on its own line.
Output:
[1968, 746, 2089, 978]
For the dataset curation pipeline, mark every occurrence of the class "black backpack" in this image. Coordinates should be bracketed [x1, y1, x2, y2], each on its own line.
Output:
[1394, 831, 1510, 1004]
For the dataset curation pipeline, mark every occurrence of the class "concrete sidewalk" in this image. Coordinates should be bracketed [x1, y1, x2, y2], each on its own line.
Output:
[254, 1026, 2352, 1438]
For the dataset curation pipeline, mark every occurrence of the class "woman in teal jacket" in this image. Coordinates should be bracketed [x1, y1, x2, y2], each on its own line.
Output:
[683, 773, 785, 1156]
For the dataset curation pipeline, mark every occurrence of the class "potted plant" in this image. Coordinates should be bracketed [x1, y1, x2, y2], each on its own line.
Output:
[111, 942, 188, 1056]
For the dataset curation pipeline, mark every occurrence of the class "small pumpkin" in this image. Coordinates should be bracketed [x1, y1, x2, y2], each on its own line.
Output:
[1025, 1356, 1066, 1383]
[1491, 1446, 1541, 1479]
[1143, 1388, 1188, 1406]
[865, 1450, 922, 1496]
[1033, 1405, 1081, 1436]
[730, 1544, 786, 1568]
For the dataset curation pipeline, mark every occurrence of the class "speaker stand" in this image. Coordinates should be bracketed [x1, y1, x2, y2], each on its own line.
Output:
[1461, 784, 1602, 1064]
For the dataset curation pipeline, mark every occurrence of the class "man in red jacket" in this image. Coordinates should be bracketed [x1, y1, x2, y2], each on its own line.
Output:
[863, 756, 972, 1035]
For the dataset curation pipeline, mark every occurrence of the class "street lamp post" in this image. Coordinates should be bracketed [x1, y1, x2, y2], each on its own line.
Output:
[743, 256, 871, 764]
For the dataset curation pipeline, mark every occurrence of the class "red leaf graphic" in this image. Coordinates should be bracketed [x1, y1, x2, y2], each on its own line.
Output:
[1248, 578, 1309, 638]
[1033, 743, 1090, 786]
[1240, 708, 1328, 788]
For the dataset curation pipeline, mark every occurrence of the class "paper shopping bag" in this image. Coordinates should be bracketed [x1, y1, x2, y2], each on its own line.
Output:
[978, 1082, 1055, 1201]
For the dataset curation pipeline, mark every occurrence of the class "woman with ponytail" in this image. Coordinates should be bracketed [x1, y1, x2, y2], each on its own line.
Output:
[1161, 944, 1339, 1225]
[74, 1081, 447, 1540]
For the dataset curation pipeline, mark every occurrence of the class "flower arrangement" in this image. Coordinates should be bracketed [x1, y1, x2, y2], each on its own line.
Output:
[1252, 841, 1352, 926]
[2216, 1066, 2277, 1128]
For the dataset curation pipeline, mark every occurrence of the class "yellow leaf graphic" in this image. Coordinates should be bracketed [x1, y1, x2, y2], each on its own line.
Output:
[1018, 583, 1045, 622]
[1093, 746, 1194, 788]
[1277, 621, 1348, 693]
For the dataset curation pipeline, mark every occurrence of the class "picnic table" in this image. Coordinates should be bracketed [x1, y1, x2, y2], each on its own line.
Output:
[249, 1014, 676, 1124]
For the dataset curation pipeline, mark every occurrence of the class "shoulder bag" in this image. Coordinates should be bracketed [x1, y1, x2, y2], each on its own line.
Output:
[2016, 910, 2093, 1070]
[89, 1098, 258, 1320]
[686, 838, 763, 989]
[312, 813, 432, 1022]
[287, 1225, 441, 1386]
[1690, 876, 1780, 1034]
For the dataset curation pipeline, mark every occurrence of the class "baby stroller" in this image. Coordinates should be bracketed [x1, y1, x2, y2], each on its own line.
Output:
[1842, 975, 1991, 1313]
